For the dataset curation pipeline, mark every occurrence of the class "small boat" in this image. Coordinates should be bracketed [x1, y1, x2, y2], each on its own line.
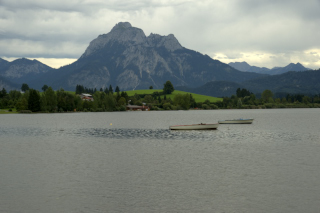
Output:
[218, 118, 254, 124]
[169, 123, 219, 130]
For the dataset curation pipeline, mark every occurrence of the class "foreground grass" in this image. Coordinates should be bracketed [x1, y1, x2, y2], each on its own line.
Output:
[125, 89, 222, 103]
[0, 108, 18, 114]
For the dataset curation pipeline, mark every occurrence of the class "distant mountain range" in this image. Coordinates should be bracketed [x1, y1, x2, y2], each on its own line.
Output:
[0, 22, 319, 97]
[177, 69, 320, 97]
[228, 61, 311, 75]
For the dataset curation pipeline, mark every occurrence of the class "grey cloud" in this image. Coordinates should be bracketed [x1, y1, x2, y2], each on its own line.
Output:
[0, 0, 319, 69]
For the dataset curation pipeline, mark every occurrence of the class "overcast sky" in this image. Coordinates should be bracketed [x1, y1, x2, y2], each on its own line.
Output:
[1, 0, 319, 69]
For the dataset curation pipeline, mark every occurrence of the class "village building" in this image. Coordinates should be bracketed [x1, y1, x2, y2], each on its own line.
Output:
[80, 93, 94, 101]
[126, 105, 150, 111]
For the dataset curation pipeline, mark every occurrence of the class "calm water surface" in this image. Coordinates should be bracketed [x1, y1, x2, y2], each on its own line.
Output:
[1, 109, 320, 213]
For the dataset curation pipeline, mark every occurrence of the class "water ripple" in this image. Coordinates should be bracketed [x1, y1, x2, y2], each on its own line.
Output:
[1, 126, 318, 143]
[73, 128, 221, 141]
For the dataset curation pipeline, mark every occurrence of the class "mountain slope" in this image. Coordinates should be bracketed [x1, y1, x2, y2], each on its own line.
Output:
[0, 76, 19, 91]
[178, 69, 320, 97]
[243, 69, 320, 94]
[176, 81, 242, 97]
[0, 58, 54, 85]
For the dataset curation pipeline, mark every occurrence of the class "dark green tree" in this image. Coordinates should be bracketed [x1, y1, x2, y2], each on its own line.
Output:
[75, 85, 85, 94]
[149, 86, 153, 89]
[28, 89, 41, 112]
[120, 91, 129, 102]
[0, 88, 7, 98]
[16, 97, 28, 111]
[173, 94, 191, 110]
[109, 85, 113, 94]
[163, 81, 174, 94]
[21, 83, 29, 92]
[56, 88, 66, 111]
[105, 94, 116, 111]
[236, 88, 252, 98]
[41, 87, 57, 112]
[115, 86, 120, 93]
[261, 89, 274, 102]
[42, 85, 49, 92]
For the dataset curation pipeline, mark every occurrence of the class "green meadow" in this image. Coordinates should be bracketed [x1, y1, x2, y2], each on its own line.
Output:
[124, 89, 222, 103]
[0, 108, 18, 114]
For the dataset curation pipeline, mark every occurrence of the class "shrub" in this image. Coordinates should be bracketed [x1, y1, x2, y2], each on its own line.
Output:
[119, 105, 126, 111]
[19, 110, 32, 113]
[201, 104, 210, 109]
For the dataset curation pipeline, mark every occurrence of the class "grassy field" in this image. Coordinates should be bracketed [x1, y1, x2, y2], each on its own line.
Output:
[0, 108, 18, 114]
[125, 89, 222, 102]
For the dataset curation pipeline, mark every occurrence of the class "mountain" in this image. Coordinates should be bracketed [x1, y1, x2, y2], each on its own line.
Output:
[0, 76, 19, 91]
[0, 58, 54, 85]
[177, 69, 320, 97]
[243, 69, 320, 95]
[229, 62, 311, 75]
[270, 63, 311, 75]
[27, 22, 263, 91]
[0, 58, 9, 68]
[228, 62, 270, 73]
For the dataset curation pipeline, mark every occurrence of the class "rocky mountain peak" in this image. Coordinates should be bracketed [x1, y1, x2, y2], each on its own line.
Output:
[82, 22, 147, 57]
[82, 22, 184, 58]
[147, 33, 182, 52]
[111, 22, 132, 31]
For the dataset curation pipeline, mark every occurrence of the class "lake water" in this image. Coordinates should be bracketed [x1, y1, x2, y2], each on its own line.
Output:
[1, 109, 320, 213]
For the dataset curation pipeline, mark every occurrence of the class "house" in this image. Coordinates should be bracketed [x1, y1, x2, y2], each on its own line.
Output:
[126, 105, 150, 111]
[80, 93, 94, 101]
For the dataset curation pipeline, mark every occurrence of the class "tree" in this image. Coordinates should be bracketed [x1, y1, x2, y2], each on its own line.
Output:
[28, 89, 41, 112]
[104, 87, 109, 94]
[118, 97, 127, 106]
[149, 86, 153, 89]
[163, 80, 174, 94]
[21, 83, 29, 92]
[109, 85, 113, 94]
[41, 87, 57, 112]
[236, 88, 252, 98]
[261, 89, 273, 102]
[105, 94, 116, 111]
[115, 86, 120, 93]
[120, 91, 129, 102]
[75, 84, 85, 94]
[173, 94, 191, 110]
[42, 85, 49, 92]
[56, 88, 67, 111]
[0, 88, 7, 98]
[16, 97, 28, 111]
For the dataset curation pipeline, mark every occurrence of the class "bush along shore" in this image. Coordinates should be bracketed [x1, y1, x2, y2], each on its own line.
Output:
[0, 84, 320, 113]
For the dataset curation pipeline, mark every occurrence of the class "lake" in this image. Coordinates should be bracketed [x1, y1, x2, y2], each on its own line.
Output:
[1, 109, 320, 213]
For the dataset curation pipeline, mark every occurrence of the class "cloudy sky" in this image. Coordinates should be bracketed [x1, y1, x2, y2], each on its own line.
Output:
[1, 0, 319, 69]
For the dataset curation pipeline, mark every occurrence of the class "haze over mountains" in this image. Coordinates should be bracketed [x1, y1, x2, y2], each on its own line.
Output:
[1, 22, 319, 97]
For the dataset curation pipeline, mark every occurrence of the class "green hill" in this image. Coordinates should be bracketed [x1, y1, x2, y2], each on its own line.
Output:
[125, 89, 222, 102]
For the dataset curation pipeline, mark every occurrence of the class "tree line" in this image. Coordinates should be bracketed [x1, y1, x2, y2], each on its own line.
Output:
[1, 81, 320, 112]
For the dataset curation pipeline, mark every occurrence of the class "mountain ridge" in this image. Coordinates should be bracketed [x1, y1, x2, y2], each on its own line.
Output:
[229, 61, 311, 75]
